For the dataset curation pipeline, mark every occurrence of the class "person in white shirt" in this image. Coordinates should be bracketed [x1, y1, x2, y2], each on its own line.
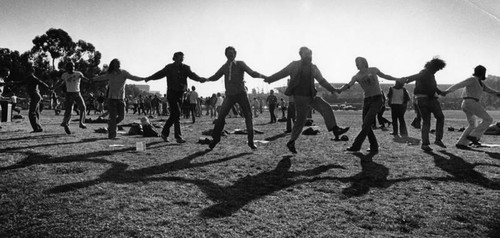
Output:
[93, 59, 146, 139]
[189, 86, 199, 123]
[387, 81, 410, 137]
[444, 65, 500, 149]
[55, 62, 90, 134]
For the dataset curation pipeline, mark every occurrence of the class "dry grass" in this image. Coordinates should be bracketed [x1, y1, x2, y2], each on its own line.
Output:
[0, 109, 499, 237]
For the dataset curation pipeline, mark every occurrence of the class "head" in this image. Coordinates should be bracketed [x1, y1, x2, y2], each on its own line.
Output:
[355, 57, 369, 69]
[225, 46, 237, 61]
[270, 89, 274, 95]
[394, 81, 404, 89]
[191, 86, 196, 91]
[424, 57, 446, 72]
[108, 59, 121, 73]
[65, 62, 75, 73]
[299, 47, 312, 64]
[473, 65, 486, 80]
[217, 92, 221, 97]
[172, 52, 184, 64]
[1, 67, 10, 78]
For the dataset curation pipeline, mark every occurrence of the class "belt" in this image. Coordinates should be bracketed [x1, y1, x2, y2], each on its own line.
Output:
[463, 97, 479, 102]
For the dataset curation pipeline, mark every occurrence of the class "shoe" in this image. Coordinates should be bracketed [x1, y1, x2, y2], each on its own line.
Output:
[161, 134, 169, 142]
[455, 144, 470, 150]
[79, 124, 87, 129]
[466, 135, 480, 145]
[367, 148, 379, 153]
[421, 145, 432, 151]
[176, 138, 186, 143]
[332, 126, 350, 137]
[286, 141, 297, 154]
[434, 140, 447, 148]
[64, 125, 71, 135]
[345, 146, 360, 152]
[284, 130, 292, 133]
[208, 138, 220, 150]
[248, 142, 257, 150]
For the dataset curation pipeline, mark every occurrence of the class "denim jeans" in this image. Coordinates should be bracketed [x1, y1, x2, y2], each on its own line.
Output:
[62, 92, 86, 126]
[416, 97, 444, 145]
[107, 99, 125, 138]
[28, 93, 42, 131]
[390, 104, 408, 136]
[351, 95, 383, 150]
[162, 90, 183, 139]
[212, 92, 253, 144]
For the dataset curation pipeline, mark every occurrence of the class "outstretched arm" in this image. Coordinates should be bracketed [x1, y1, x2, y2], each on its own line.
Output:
[207, 65, 225, 82]
[241, 61, 267, 79]
[336, 76, 357, 93]
[375, 68, 399, 81]
[314, 67, 336, 93]
[265, 62, 292, 84]
[146, 67, 167, 82]
[444, 78, 473, 95]
[484, 84, 500, 96]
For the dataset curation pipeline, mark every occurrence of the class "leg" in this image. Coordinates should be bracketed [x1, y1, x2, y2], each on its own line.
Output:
[431, 99, 445, 142]
[107, 99, 118, 139]
[457, 100, 475, 146]
[390, 105, 398, 135]
[417, 98, 432, 146]
[210, 96, 236, 149]
[74, 93, 87, 128]
[309, 96, 337, 130]
[468, 101, 493, 140]
[349, 97, 382, 150]
[237, 94, 256, 149]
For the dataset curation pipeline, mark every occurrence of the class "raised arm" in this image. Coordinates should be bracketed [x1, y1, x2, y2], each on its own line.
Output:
[444, 78, 473, 94]
[265, 62, 293, 84]
[207, 65, 225, 82]
[240, 61, 266, 79]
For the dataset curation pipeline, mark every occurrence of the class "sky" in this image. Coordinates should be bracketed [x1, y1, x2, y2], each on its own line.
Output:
[1, 0, 500, 97]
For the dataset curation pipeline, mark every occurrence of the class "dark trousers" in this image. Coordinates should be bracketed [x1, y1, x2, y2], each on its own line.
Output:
[62, 92, 86, 126]
[351, 95, 383, 150]
[212, 92, 254, 144]
[286, 102, 296, 131]
[416, 98, 444, 145]
[107, 99, 125, 139]
[269, 103, 276, 123]
[411, 102, 421, 128]
[29, 93, 42, 131]
[390, 104, 408, 136]
[190, 103, 197, 123]
[162, 91, 183, 139]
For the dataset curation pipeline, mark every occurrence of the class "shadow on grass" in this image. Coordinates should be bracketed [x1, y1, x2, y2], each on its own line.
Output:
[45, 150, 252, 194]
[264, 132, 288, 142]
[425, 150, 500, 190]
[150, 156, 345, 218]
[392, 136, 420, 145]
[0, 133, 63, 142]
[486, 152, 500, 160]
[341, 152, 390, 197]
[0, 137, 109, 153]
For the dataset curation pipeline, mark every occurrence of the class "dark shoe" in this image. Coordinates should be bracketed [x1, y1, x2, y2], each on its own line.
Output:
[176, 138, 186, 143]
[421, 144, 432, 151]
[434, 140, 447, 148]
[208, 138, 220, 150]
[64, 125, 71, 135]
[161, 134, 169, 142]
[466, 135, 480, 145]
[455, 144, 470, 150]
[248, 142, 257, 150]
[79, 124, 87, 129]
[286, 141, 297, 154]
[367, 148, 379, 153]
[345, 146, 360, 152]
[284, 130, 292, 133]
[332, 126, 350, 137]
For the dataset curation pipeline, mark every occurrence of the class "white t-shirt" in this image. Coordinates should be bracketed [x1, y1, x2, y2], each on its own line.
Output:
[61, 71, 84, 92]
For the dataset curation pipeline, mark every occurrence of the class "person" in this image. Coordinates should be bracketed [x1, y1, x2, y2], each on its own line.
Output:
[206, 46, 267, 150]
[209, 94, 217, 118]
[92, 59, 146, 139]
[401, 57, 447, 151]
[266, 90, 278, 123]
[0, 68, 11, 129]
[24, 64, 51, 132]
[265, 47, 349, 153]
[443, 65, 500, 149]
[54, 62, 90, 135]
[10, 93, 21, 114]
[374, 90, 391, 129]
[285, 95, 296, 133]
[336, 57, 399, 153]
[145, 51, 206, 143]
[152, 94, 161, 115]
[252, 97, 260, 118]
[387, 81, 410, 137]
[279, 98, 287, 119]
[189, 86, 198, 123]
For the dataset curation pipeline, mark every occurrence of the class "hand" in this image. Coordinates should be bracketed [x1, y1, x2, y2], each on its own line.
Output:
[439, 91, 448, 97]
[396, 78, 406, 84]
[199, 77, 207, 83]
[144, 78, 150, 83]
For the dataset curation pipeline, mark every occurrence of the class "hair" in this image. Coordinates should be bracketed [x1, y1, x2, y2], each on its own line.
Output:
[191, 86, 196, 91]
[225, 46, 236, 56]
[172, 52, 184, 61]
[299, 47, 312, 57]
[355, 57, 369, 68]
[424, 57, 446, 72]
[473, 65, 486, 80]
[65, 62, 74, 70]
[108, 59, 121, 73]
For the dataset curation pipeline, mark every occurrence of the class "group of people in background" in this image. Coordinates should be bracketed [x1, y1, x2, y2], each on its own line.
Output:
[1, 46, 499, 153]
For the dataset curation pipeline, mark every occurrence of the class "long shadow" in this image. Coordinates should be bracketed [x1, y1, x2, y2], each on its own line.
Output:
[425, 150, 500, 190]
[264, 132, 288, 142]
[46, 150, 252, 194]
[341, 152, 390, 197]
[0, 133, 63, 142]
[0, 137, 109, 153]
[486, 152, 500, 160]
[146, 156, 345, 218]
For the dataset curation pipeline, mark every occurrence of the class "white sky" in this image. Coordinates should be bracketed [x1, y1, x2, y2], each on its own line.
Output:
[1, 0, 500, 97]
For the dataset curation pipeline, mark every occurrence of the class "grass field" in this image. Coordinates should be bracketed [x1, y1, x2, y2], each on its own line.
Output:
[1, 108, 499, 237]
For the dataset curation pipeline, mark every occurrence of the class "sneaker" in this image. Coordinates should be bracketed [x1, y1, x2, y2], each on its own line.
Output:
[455, 144, 470, 150]
[333, 126, 350, 137]
[345, 146, 360, 152]
[63, 125, 71, 135]
[421, 144, 432, 151]
[161, 134, 169, 142]
[79, 124, 87, 129]
[286, 141, 297, 154]
[434, 140, 447, 148]
[176, 138, 186, 144]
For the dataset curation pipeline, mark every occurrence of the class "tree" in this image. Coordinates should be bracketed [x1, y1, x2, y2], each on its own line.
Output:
[31, 28, 75, 70]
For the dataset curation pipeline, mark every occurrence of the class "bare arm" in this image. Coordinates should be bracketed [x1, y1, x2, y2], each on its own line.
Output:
[375, 68, 399, 81]
[314, 67, 336, 93]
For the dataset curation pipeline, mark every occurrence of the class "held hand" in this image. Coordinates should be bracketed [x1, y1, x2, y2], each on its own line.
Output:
[396, 78, 406, 84]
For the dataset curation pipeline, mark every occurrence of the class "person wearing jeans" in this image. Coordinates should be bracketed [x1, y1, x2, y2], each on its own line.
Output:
[337, 57, 400, 153]
[402, 57, 447, 152]
[265, 47, 349, 153]
[444, 65, 500, 149]
[93, 59, 145, 139]
[387, 81, 410, 137]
